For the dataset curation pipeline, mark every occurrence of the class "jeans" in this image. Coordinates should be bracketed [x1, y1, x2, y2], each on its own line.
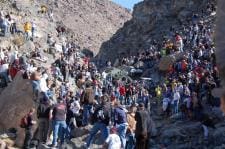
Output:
[0, 72, 8, 87]
[32, 28, 35, 39]
[38, 118, 49, 142]
[52, 120, 67, 145]
[43, 90, 54, 100]
[0, 72, 9, 82]
[173, 100, 179, 114]
[25, 32, 30, 40]
[86, 122, 109, 147]
[65, 125, 71, 139]
[116, 123, 128, 148]
[2, 24, 7, 36]
[119, 96, 125, 105]
[82, 104, 93, 126]
[126, 133, 135, 149]
[10, 23, 17, 34]
[23, 128, 33, 149]
[202, 124, 208, 138]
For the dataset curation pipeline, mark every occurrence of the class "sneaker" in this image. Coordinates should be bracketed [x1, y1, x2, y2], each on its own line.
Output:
[48, 144, 57, 148]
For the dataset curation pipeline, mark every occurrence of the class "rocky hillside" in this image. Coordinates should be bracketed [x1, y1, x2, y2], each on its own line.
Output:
[0, 0, 131, 54]
[97, 0, 215, 62]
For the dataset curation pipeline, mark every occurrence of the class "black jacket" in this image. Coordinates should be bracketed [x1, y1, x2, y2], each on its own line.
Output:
[92, 103, 111, 125]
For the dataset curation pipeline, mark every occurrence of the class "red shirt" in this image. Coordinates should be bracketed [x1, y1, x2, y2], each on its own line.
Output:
[119, 86, 126, 96]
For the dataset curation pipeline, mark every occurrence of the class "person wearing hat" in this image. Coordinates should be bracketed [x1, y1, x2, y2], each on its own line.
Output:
[135, 103, 150, 149]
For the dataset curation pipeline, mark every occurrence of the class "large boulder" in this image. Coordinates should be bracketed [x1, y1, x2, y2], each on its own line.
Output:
[216, 0, 225, 86]
[13, 35, 25, 47]
[158, 55, 176, 71]
[20, 41, 35, 52]
[0, 40, 11, 49]
[0, 71, 36, 147]
[158, 52, 186, 71]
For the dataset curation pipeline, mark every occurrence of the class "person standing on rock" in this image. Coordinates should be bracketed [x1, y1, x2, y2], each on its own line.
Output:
[37, 99, 52, 144]
[135, 103, 150, 149]
[23, 108, 36, 149]
[49, 98, 67, 147]
[113, 101, 128, 149]
[172, 89, 180, 114]
[175, 33, 184, 52]
[85, 98, 111, 149]
[80, 82, 94, 126]
[48, 9, 54, 22]
[24, 22, 32, 40]
[31, 22, 36, 41]
[126, 104, 137, 149]
[119, 85, 126, 105]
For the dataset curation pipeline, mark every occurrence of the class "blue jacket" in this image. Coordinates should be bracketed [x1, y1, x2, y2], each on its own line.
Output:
[114, 106, 127, 125]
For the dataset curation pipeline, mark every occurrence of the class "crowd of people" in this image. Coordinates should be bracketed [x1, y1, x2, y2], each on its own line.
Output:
[0, 1, 222, 149]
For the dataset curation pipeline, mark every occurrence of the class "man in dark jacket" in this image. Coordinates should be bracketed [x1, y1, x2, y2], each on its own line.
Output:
[85, 99, 110, 148]
[81, 82, 94, 126]
[135, 103, 150, 149]
[37, 100, 52, 143]
[114, 101, 128, 149]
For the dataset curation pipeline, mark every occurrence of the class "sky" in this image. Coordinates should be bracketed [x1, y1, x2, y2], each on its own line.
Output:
[112, 0, 143, 9]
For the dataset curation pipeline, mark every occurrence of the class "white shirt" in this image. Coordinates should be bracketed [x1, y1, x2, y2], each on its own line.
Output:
[26, 64, 37, 73]
[178, 84, 183, 94]
[72, 100, 80, 114]
[0, 51, 4, 60]
[102, 71, 107, 79]
[105, 134, 121, 149]
[0, 63, 8, 73]
[173, 92, 180, 102]
[39, 76, 49, 92]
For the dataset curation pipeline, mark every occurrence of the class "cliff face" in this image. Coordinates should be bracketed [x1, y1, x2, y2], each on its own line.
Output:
[97, 0, 213, 63]
[53, 0, 131, 54]
[0, 0, 131, 54]
[216, 0, 225, 85]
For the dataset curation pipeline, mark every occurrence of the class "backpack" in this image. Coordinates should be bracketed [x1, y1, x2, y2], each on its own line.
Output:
[92, 105, 110, 125]
[96, 108, 105, 120]
[20, 115, 28, 128]
[37, 103, 48, 118]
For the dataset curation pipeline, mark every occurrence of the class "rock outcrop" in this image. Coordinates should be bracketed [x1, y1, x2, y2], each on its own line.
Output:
[0, 72, 36, 147]
[97, 0, 214, 63]
[0, 0, 131, 54]
[216, 0, 225, 85]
